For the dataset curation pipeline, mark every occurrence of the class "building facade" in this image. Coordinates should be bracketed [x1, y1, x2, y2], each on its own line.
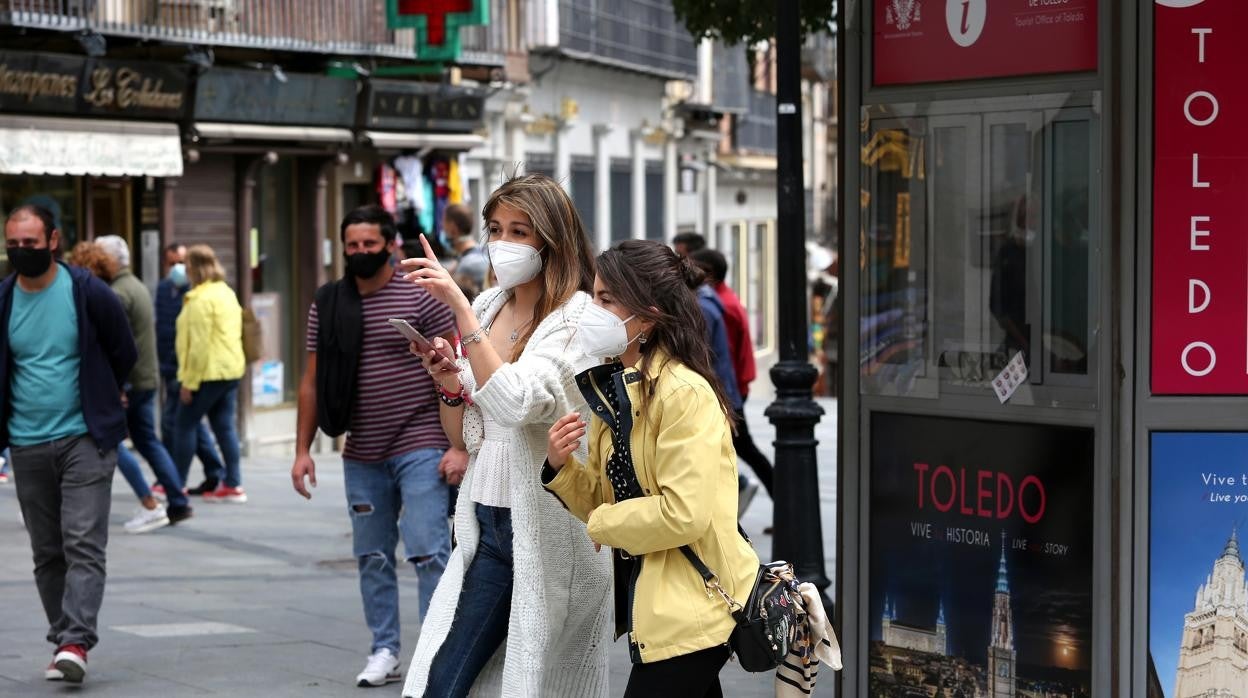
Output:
[1174, 532, 1248, 698]
[0, 0, 513, 451]
[881, 597, 948, 655]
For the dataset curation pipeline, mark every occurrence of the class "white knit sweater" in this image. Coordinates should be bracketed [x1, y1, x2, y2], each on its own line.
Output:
[403, 288, 613, 698]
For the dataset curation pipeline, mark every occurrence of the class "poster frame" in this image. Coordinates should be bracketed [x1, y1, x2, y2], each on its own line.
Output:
[839, 0, 1120, 696]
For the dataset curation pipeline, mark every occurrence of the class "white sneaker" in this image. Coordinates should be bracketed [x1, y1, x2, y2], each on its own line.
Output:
[124, 504, 171, 534]
[356, 648, 401, 687]
[53, 646, 87, 684]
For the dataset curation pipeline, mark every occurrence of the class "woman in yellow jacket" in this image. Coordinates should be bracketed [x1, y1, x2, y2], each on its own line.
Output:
[544, 240, 759, 697]
[174, 245, 247, 503]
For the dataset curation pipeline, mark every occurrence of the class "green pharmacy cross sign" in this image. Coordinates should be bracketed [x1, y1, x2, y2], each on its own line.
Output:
[387, 0, 489, 63]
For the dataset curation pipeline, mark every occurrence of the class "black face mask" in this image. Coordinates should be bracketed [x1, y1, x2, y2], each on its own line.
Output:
[344, 250, 391, 279]
[8, 246, 53, 278]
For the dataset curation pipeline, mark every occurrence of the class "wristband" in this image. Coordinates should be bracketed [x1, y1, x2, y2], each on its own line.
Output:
[435, 382, 472, 407]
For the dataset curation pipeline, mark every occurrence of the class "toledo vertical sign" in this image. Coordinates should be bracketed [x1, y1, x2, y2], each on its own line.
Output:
[1153, 0, 1248, 394]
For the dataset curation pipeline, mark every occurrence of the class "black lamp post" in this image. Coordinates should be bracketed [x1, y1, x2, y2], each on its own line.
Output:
[766, 0, 831, 603]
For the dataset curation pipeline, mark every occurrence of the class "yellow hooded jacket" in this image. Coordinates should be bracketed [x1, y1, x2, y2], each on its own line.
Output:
[176, 280, 246, 391]
[544, 354, 759, 664]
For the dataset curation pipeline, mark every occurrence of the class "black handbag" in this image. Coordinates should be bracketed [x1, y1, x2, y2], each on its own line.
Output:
[679, 548, 802, 672]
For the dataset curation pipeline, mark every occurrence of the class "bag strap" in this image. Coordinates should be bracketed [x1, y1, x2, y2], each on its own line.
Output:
[679, 530, 756, 618]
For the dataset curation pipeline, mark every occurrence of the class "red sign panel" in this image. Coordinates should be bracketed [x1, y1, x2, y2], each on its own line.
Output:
[873, 0, 1098, 85]
[1153, 0, 1248, 395]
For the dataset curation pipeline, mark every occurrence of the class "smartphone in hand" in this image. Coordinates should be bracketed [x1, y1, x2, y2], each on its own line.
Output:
[389, 318, 460, 368]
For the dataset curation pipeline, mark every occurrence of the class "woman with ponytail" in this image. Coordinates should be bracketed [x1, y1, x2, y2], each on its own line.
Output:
[543, 240, 760, 697]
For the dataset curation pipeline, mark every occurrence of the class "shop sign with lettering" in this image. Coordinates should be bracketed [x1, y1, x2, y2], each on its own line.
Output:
[365, 80, 484, 132]
[872, 0, 1098, 85]
[194, 69, 357, 127]
[1152, 0, 1248, 395]
[0, 51, 187, 119]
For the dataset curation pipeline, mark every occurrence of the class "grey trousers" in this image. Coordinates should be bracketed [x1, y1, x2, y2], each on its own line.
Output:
[12, 434, 115, 650]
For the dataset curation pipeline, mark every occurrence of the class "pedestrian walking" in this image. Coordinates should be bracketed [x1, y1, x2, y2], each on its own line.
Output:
[173, 245, 246, 503]
[1, 205, 138, 684]
[66, 241, 175, 532]
[443, 203, 488, 290]
[690, 249, 776, 498]
[96, 235, 192, 532]
[672, 231, 706, 258]
[290, 205, 458, 688]
[155, 243, 225, 496]
[544, 240, 761, 698]
[400, 174, 611, 698]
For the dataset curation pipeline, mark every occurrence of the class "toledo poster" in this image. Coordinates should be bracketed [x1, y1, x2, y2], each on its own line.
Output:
[869, 413, 1093, 697]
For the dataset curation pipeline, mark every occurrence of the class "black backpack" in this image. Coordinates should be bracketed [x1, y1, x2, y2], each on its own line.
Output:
[314, 278, 362, 437]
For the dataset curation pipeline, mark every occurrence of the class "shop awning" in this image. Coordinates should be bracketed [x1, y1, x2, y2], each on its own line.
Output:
[194, 122, 355, 143]
[363, 131, 485, 151]
[0, 115, 183, 177]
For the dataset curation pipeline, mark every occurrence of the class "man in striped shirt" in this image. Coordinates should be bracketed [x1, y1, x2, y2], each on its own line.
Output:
[290, 206, 462, 688]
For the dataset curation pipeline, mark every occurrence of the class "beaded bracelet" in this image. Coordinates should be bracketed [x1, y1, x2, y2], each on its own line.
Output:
[434, 385, 464, 407]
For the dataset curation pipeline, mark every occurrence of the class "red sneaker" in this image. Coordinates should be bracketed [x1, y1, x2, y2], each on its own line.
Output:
[203, 485, 248, 504]
[53, 644, 87, 683]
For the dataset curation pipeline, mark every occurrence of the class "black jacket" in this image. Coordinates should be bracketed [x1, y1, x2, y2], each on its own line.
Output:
[314, 277, 362, 437]
[0, 263, 138, 452]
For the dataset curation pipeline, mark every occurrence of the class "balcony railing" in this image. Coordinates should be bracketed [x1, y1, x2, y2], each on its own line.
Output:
[459, 0, 520, 70]
[802, 30, 835, 82]
[735, 89, 777, 156]
[555, 0, 697, 78]
[1, 0, 427, 58]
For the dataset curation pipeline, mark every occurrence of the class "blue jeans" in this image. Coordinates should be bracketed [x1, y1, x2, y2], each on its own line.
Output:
[118, 389, 188, 509]
[425, 505, 513, 698]
[343, 447, 450, 655]
[173, 380, 241, 488]
[116, 444, 149, 500]
[162, 376, 224, 483]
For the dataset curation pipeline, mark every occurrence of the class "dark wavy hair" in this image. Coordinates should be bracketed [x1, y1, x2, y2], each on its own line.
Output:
[595, 240, 736, 428]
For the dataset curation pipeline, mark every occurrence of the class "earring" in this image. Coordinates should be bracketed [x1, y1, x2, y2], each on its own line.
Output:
[639, 333, 647, 345]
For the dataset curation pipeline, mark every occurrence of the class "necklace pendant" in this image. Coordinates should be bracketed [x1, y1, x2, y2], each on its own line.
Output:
[510, 328, 520, 343]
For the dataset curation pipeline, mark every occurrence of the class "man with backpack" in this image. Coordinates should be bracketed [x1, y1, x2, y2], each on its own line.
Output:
[290, 206, 458, 687]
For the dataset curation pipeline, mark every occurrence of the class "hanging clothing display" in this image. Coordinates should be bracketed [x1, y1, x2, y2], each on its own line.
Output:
[448, 157, 464, 204]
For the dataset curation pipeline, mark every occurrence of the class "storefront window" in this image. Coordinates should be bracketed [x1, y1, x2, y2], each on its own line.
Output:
[860, 95, 1099, 403]
[252, 160, 297, 405]
[0, 175, 81, 264]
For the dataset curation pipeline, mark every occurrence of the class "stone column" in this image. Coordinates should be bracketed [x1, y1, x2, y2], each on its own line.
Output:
[663, 134, 677, 244]
[631, 129, 647, 240]
[593, 123, 613, 253]
[702, 148, 717, 244]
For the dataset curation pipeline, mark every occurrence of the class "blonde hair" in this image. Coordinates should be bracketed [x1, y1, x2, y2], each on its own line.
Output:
[482, 174, 596, 358]
[68, 241, 119, 282]
[186, 244, 226, 287]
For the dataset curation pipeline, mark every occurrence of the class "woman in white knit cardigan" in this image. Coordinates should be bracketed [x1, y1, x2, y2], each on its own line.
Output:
[399, 174, 612, 697]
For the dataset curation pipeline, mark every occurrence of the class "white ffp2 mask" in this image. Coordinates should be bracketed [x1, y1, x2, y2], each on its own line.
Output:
[488, 240, 544, 290]
[577, 302, 638, 358]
